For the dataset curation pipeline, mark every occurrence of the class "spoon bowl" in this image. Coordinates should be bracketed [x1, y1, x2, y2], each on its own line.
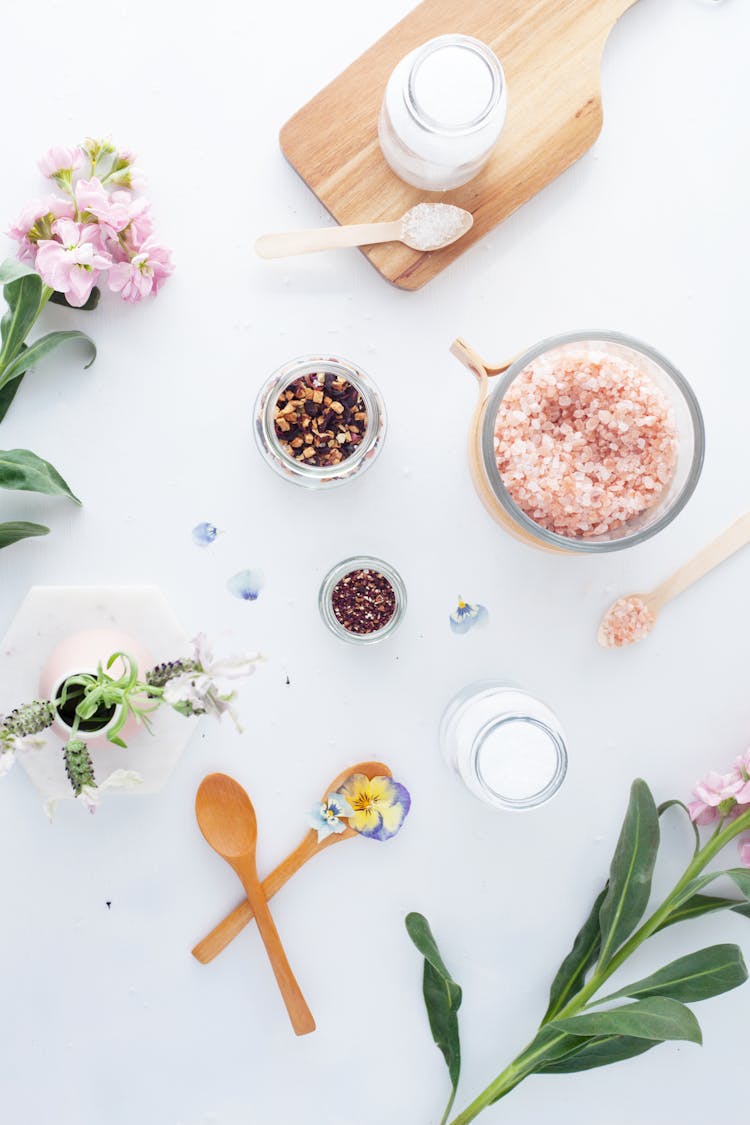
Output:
[196, 773, 258, 858]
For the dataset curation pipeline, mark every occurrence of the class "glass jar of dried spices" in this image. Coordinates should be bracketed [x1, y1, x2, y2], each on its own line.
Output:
[254, 355, 387, 489]
[319, 556, 407, 644]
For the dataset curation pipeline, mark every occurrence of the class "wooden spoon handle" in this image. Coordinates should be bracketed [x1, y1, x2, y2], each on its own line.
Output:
[653, 511, 750, 607]
[235, 855, 316, 1036]
[192, 834, 321, 964]
[255, 221, 402, 258]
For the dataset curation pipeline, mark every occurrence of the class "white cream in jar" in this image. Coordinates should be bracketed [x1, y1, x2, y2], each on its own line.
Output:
[378, 34, 507, 191]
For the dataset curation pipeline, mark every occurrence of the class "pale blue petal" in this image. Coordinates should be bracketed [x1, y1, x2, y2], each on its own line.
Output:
[192, 522, 219, 547]
[228, 569, 265, 601]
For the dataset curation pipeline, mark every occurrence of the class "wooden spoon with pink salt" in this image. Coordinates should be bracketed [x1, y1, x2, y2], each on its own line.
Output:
[598, 512, 750, 648]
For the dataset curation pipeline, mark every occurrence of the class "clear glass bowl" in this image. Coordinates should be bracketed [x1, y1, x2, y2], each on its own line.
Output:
[254, 355, 386, 489]
[319, 556, 407, 645]
[472, 331, 705, 554]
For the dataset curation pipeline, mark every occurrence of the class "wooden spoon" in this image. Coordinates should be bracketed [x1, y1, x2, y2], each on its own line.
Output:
[195, 773, 316, 1036]
[255, 204, 473, 259]
[192, 760, 390, 965]
[598, 511, 750, 648]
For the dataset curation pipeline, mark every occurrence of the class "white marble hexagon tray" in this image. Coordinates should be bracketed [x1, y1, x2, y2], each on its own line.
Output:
[0, 586, 198, 801]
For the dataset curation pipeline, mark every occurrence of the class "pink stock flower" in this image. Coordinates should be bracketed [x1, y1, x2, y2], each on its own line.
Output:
[38, 145, 83, 179]
[739, 836, 750, 869]
[7, 195, 75, 261]
[734, 750, 750, 804]
[35, 219, 112, 307]
[107, 237, 173, 302]
[74, 178, 132, 233]
[688, 768, 745, 825]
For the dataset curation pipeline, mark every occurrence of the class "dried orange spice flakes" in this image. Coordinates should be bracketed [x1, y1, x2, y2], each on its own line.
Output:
[274, 371, 368, 468]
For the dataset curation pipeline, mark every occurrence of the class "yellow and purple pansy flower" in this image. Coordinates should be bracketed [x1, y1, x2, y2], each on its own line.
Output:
[336, 772, 411, 841]
[450, 597, 489, 635]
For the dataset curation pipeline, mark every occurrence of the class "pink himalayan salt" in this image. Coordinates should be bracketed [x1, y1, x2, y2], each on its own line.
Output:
[600, 596, 656, 648]
[493, 350, 678, 538]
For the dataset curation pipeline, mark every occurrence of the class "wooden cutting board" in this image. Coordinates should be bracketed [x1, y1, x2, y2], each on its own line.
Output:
[280, 0, 640, 290]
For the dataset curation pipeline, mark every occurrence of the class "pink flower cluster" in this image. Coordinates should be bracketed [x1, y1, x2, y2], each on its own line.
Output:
[689, 750, 750, 867]
[7, 139, 172, 307]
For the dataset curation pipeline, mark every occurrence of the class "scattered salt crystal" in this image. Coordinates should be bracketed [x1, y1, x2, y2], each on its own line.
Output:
[493, 349, 678, 539]
[400, 203, 473, 251]
[600, 595, 656, 648]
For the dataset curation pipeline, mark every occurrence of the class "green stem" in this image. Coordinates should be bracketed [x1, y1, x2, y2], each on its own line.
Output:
[439, 1088, 457, 1125]
[447, 807, 750, 1125]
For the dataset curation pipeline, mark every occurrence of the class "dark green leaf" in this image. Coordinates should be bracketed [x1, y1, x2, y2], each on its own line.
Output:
[544, 886, 608, 1022]
[0, 449, 80, 503]
[655, 893, 750, 933]
[0, 521, 49, 549]
[405, 913, 462, 1096]
[48, 286, 101, 312]
[539, 1034, 658, 1074]
[0, 271, 45, 367]
[0, 372, 23, 424]
[597, 779, 660, 968]
[600, 944, 747, 1005]
[0, 329, 96, 389]
[551, 996, 702, 1045]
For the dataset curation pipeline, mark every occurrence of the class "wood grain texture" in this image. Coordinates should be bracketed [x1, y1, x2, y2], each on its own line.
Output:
[280, 0, 641, 289]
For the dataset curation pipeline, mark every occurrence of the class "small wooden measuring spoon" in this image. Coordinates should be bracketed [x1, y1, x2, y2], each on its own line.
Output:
[255, 204, 473, 258]
[598, 511, 750, 648]
[192, 760, 390, 964]
[195, 773, 316, 1036]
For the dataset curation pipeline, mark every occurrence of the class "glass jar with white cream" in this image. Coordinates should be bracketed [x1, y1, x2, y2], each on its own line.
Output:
[378, 34, 507, 191]
[440, 681, 568, 811]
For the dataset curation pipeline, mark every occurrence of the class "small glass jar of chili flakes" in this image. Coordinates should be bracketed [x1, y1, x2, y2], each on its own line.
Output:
[254, 355, 387, 488]
[319, 556, 407, 644]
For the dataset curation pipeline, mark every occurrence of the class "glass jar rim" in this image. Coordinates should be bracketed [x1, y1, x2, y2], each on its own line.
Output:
[405, 34, 505, 137]
[480, 330, 706, 554]
[319, 555, 407, 644]
[255, 355, 386, 486]
[472, 712, 568, 810]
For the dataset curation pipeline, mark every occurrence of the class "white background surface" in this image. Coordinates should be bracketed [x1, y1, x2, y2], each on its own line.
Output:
[0, 1, 748, 1122]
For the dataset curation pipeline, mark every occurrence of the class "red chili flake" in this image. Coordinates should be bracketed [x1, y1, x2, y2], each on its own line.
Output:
[331, 569, 396, 635]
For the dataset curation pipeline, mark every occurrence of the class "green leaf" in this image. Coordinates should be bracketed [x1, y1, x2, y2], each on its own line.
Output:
[597, 779, 660, 968]
[728, 869, 750, 898]
[0, 372, 23, 424]
[0, 449, 80, 503]
[600, 944, 747, 1005]
[0, 329, 96, 390]
[655, 892, 750, 933]
[0, 260, 36, 286]
[0, 521, 49, 549]
[0, 271, 45, 368]
[405, 913, 462, 1116]
[538, 1034, 658, 1074]
[544, 886, 608, 1022]
[551, 996, 702, 1045]
[48, 286, 101, 312]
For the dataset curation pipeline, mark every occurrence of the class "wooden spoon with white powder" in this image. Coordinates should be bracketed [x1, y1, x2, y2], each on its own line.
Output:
[255, 203, 473, 258]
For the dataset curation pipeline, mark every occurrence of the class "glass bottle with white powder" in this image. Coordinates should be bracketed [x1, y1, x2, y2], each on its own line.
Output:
[440, 681, 568, 811]
[378, 34, 507, 191]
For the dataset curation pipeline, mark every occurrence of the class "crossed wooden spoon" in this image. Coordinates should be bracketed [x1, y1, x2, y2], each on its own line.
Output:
[193, 760, 390, 968]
